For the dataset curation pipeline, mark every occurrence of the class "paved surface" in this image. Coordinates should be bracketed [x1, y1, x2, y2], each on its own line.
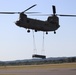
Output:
[0, 68, 76, 75]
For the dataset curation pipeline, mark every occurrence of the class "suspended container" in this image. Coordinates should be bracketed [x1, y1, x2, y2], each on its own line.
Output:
[32, 54, 46, 59]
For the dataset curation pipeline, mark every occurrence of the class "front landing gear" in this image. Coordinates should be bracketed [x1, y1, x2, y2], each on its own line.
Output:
[27, 29, 30, 33]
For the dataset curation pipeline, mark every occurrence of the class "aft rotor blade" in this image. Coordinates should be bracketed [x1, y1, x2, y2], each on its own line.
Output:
[52, 5, 56, 15]
[29, 14, 76, 17]
[57, 14, 76, 17]
[23, 4, 37, 13]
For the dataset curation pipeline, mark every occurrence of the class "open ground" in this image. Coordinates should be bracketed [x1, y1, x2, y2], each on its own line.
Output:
[0, 63, 76, 75]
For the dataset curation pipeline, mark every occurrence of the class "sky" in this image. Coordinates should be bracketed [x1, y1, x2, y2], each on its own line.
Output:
[0, 0, 76, 61]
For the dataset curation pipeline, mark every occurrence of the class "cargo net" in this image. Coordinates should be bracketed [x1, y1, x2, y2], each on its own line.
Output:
[32, 30, 46, 59]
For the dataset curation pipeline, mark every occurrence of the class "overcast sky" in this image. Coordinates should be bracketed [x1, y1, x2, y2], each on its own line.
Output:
[0, 0, 76, 61]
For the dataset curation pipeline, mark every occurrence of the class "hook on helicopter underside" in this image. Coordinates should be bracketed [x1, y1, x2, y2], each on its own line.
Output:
[27, 29, 48, 34]
[27, 29, 56, 34]
[46, 31, 56, 34]
[27, 29, 37, 33]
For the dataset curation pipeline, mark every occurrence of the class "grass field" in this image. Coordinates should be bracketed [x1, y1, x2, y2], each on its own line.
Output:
[0, 63, 76, 75]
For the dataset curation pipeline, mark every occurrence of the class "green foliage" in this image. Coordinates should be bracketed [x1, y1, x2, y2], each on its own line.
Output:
[0, 57, 76, 66]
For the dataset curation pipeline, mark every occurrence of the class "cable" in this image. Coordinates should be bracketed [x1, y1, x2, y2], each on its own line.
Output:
[32, 30, 37, 54]
[41, 32, 45, 55]
[32, 31, 45, 55]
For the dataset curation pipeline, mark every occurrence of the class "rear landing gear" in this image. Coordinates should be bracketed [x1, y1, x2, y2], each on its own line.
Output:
[54, 31, 56, 34]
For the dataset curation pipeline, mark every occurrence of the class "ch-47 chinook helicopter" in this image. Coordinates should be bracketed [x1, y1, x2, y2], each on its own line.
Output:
[0, 4, 76, 34]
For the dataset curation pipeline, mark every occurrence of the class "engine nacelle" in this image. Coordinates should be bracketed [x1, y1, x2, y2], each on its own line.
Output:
[47, 15, 59, 25]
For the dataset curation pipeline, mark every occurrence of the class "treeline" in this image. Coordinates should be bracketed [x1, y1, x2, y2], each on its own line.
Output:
[0, 57, 76, 66]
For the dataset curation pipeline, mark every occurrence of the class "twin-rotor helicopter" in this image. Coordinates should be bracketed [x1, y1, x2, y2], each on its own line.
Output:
[0, 4, 76, 34]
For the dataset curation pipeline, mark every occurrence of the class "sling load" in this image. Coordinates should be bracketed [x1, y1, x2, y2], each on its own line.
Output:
[32, 31, 46, 59]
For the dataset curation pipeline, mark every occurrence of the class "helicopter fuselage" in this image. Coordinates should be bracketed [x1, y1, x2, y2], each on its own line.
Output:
[15, 13, 60, 34]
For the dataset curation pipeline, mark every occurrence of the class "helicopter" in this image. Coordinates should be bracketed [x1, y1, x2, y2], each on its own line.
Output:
[0, 4, 76, 34]
[16, 4, 60, 34]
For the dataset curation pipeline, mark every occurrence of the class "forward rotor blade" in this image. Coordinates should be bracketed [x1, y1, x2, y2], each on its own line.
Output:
[0, 4, 37, 14]
[0, 12, 20, 14]
[23, 4, 37, 13]
[0, 11, 40, 14]
[25, 12, 40, 14]
[52, 5, 56, 15]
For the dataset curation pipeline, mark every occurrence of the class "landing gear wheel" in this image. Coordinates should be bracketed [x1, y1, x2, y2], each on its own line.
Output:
[54, 31, 56, 34]
[35, 30, 37, 32]
[46, 32, 48, 34]
[27, 29, 30, 33]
